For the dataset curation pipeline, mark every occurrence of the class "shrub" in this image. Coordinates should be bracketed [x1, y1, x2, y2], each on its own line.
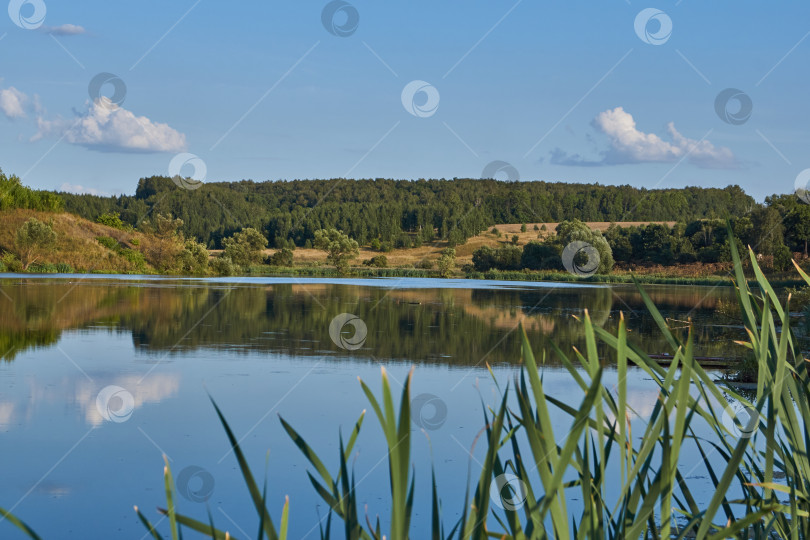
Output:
[533, 224, 540, 231]
[416, 259, 433, 270]
[511, 234, 519, 245]
[267, 247, 294, 267]
[1, 252, 23, 272]
[362, 255, 388, 268]
[97, 236, 119, 251]
[520, 241, 561, 270]
[520, 223, 527, 232]
[27, 262, 57, 273]
[96, 212, 126, 230]
[15, 218, 57, 270]
[223, 227, 268, 267]
[380, 241, 393, 252]
[179, 240, 209, 274]
[210, 256, 237, 276]
[437, 247, 455, 278]
[370, 238, 381, 251]
[55, 262, 74, 273]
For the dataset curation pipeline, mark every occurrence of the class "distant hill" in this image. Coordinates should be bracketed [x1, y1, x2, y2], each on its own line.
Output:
[57, 177, 756, 249]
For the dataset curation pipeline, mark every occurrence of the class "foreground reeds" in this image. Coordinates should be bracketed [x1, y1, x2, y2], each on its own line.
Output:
[3, 233, 809, 538]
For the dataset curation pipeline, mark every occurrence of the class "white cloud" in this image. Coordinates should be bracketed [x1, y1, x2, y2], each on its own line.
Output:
[0, 87, 28, 119]
[551, 107, 740, 169]
[42, 24, 86, 36]
[32, 99, 187, 153]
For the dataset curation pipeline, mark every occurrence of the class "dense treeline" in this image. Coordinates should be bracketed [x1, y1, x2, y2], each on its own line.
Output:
[0, 170, 63, 212]
[58, 177, 755, 248]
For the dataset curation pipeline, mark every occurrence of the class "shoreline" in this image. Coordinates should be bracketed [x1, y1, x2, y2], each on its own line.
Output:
[2, 265, 804, 288]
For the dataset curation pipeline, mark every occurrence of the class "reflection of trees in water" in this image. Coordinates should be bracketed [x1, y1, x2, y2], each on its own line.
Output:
[0, 279, 744, 366]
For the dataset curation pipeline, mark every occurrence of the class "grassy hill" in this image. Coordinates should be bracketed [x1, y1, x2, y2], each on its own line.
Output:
[0, 209, 157, 273]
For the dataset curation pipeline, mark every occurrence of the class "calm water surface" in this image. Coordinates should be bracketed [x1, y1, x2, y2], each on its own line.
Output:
[0, 275, 744, 538]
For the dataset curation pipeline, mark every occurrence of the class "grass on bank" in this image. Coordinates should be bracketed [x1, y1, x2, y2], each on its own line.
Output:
[5, 227, 809, 538]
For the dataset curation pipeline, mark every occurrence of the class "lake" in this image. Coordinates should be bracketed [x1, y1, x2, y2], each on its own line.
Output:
[0, 274, 745, 538]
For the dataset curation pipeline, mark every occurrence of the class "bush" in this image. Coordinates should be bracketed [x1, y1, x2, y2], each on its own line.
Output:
[362, 255, 388, 268]
[520, 241, 561, 270]
[179, 240, 209, 273]
[210, 256, 237, 276]
[97, 236, 120, 251]
[16, 217, 57, 270]
[27, 262, 57, 273]
[223, 227, 268, 267]
[773, 243, 792, 271]
[268, 247, 294, 267]
[416, 259, 433, 270]
[96, 212, 126, 230]
[437, 247, 455, 278]
[533, 224, 540, 231]
[55, 262, 74, 273]
[370, 238, 381, 251]
[511, 234, 519, 245]
[697, 246, 721, 263]
[521, 223, 527, 232]
[380, 241, 393, 253]
[1, 252, 23, 272]
[472, 245, 523, 271]
[394, 235, 411, 249]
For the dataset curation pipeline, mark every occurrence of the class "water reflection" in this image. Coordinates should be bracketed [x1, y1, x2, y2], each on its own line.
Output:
[0, 276, 742, 366]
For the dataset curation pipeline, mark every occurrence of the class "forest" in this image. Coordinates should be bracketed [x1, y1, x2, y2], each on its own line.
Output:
[57, 176, 756, 249]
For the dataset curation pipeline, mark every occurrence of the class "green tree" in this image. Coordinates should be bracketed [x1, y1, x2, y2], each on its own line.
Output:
[555, 219, 614, 274]
[437, 247, 456, 278]
[179, 240, 209, 274]
[223, 227, 268, 267]
[15, 218, 57, 270]
[268, 247, 294, 267]
[786, 205, 810, 256]
[314, 228, 359, 274]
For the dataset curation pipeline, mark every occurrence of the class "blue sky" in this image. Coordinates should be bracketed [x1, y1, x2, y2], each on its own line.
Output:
[1, 0, 808, 201]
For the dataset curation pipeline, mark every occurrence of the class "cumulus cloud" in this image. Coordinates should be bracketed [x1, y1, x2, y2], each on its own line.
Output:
[0, 87, 28, 119]
[62, 100, 187, 153]
[551, 107, 740, 169]
[31, 99, 187, 153]
[42, 24, 86, 36]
